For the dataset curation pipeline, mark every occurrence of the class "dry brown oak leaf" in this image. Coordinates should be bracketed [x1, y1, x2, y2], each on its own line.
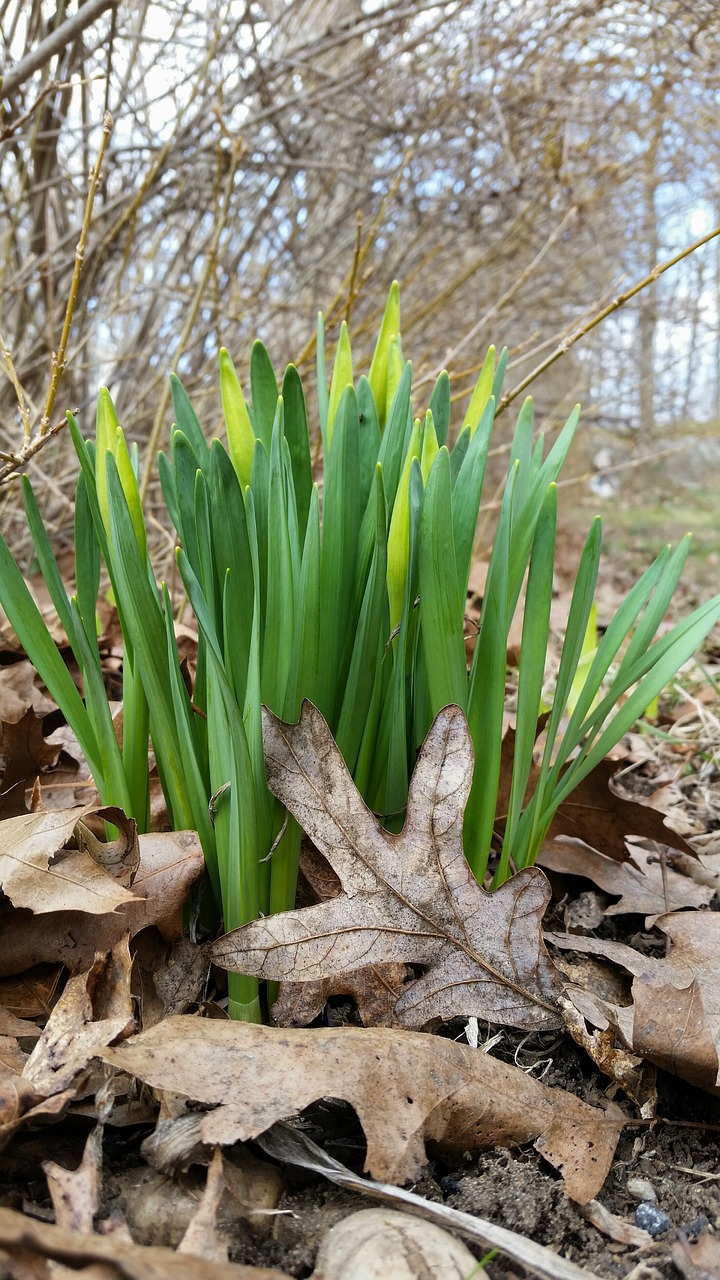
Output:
[99, 1016, 622, 1199]
[537, 838, 713, 916]
[0, 805, 140, 916]
[212, 702, 563, 1031]
[0, 708, 62, 818]
[0, 828, 204, 977]
[549, 911, 720, 1095]
[496, 728, 696, 864]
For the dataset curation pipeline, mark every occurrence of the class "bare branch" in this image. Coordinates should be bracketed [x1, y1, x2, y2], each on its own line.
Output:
[1, 0, 116, 98]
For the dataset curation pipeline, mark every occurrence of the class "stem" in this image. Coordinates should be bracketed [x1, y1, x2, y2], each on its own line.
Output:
[40, 111, 113, 437]
[497, 220, 720, 414]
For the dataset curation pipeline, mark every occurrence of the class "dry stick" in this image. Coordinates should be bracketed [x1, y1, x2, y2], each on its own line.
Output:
[344, 212, 364, 327]
[497, 220, 720, 415]
[421, 205, 579, 387]
[139, 139, 244, 503]
[0, 0, 115, 97]
[0, 112, 112, 486]
[40, 111, 113, 436]
[1, 78, 63, 140]
[295, 147, 414, 372]
[0, 332, 32, 441]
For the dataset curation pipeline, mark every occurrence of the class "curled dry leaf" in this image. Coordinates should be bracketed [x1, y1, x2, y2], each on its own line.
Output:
[76, 807, 140, 888]
[0, 940, 136, 1148]
[538, 838, 714, 916]
[99, 1016, 622, 1200]
[213, 702, 563, 1031]
[0, 830, 205, 977]
[23, 937, 135, 1098]
[0, 805, 139, 915]
[559, 995, 657, 1114]
[549, 912, 720, 1094]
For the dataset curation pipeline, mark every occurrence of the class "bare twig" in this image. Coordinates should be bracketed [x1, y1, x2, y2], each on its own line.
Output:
[39, 110, 113, 438]
[498, 222, 720, 414]
[0, 414, 72, 485]
[0, 332, 32, 441]
[1, 0, 115, 98]
[139, 134, 244, 502]
[0, 113, 112, 484]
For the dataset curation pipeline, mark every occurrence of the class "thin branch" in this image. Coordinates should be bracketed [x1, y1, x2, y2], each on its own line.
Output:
[0, 113, 112, 484]
[139, 135, 244, 502]
[497, 221, 720, 414]
[0, 331, 32, 440]
[1, 0, 115, 99]
[39, 110, 113, 437]
[0, 413, 70, 485]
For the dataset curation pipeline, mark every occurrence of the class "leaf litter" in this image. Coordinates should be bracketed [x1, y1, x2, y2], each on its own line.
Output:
[98, 1015, 622, 1199]
[0, 645, 720, 1275]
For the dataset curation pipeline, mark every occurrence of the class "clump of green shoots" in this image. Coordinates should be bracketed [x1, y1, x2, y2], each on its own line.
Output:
[2, 283, 719, 1021]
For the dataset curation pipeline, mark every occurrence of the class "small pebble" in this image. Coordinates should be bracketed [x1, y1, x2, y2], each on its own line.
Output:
[635, 1202, 672, 1237]
[627, 1177, 657, 1202]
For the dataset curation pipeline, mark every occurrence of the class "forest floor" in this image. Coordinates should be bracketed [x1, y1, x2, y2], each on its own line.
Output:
[1, 480, 719, 1280]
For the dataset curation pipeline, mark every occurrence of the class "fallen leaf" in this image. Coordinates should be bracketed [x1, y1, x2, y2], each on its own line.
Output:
[547, 758, 697, 861]
[538, 838, 713, 915]
[548, 912, 720, 1093]
[312, 1208, 478, 1279]
[0, 1005, 42, 1038]
[559, 996, 656, 1114]
[212, 702, 563, 1031]
[0, 965, 63, 1016]
[0, 1206, 290, 1279]
[672, 1231, 720, 1280]
[23, 938, 135, 1097]
[0, 1035, 28, 1078]
[100, 1016, 622, 1200]
[0, 659, 54, 722]
[178, 1148, 227, 1263]
[76, 807, 140, 888]
[44, 1124, 103, 1233]
[0, 806, 139, 915]
[272, 963, 411, 1027]
[0, 709, 61, 818]
[278, 843, 410, 1027]
[0, 830, 204, 976]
